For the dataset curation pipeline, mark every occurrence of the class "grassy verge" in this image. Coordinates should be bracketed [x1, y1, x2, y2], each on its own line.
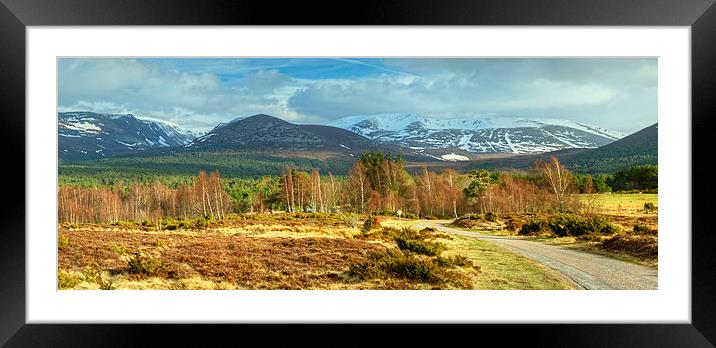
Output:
[427, 234, 575, 289]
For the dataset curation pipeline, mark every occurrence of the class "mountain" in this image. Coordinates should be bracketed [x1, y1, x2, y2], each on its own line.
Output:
[329, 113, 625, 158]
[186, 114, 424, 161]
[59, 111, 195, 162]
[465, 123, 658, 174]
[561, 122, 657, 173]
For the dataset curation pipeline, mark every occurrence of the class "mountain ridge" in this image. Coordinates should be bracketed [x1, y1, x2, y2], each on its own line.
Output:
[328, 113, 628, 157]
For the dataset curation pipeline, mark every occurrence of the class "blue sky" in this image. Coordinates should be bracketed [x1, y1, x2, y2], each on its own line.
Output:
[58, 58, 657, 133]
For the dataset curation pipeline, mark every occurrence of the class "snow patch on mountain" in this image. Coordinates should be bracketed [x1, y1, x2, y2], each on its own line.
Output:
[441, 153, 470, 161]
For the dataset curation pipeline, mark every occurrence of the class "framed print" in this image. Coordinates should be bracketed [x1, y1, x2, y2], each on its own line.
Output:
[2, 0, 716, 346]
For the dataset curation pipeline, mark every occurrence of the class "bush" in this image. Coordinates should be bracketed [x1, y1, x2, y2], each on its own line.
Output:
[402, 212, 418, 219]
[338, 213, 359, 228]
[519, 214, 619, 237]
[434, 255, 479, 270]
[421, 215, 438, 220]
[58, 236, 69, 250]
[348, 249, 442, 283]
[468, 214, 483, 220]
[519, 218, 550, 235]
[504, 219, 521, 232]
[127, 253, 165, 276]
[162, 218, 180, 230]
[59, 222, 79, 229]
[348, 249, 475, 288]
[58, 270, 79, 289]
[363, 216, 381, 231]
[643, 202, 656, 214]
[485, 212, 496, 222]
[599, 234, 658, 260]
[108, 244, 126, 255]
[633, 223, 656, 234]
[395, 237, 445, 256]
[193, 217, 209, 229]
[112, 220, 138, 229]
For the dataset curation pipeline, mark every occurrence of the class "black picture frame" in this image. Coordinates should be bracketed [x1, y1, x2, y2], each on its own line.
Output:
[2, 0, 714, 346]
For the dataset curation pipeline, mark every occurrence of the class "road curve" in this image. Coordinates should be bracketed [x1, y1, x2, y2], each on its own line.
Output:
[417, 221, 658, 290]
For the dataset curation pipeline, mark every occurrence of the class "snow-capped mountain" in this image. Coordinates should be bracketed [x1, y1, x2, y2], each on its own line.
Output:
[59, 111, 195, 161]
[329, 113, 625, 158]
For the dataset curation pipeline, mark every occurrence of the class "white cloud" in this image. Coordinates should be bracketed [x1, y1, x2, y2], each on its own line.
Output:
[59, 59, 300, 132]
[59, 58, 657, 134]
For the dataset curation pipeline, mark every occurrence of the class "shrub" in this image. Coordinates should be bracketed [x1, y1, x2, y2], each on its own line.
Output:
[113, 220, 138, 229]
[58, 236, 69, 250]
[599, 234, 658, 260]
[422, 215, 438, 220]
[434, 255, 479, 270]
[519, 214, 619, 237]
[363, 216, 381, 231]
[82, 265, 100, 283]
[338, 213, 359, 228]
[348, 249, 441, 283]
[643, 202, 656, 214]
[485, 212, 497, 222]
[504, 219, 521, 232]
[348, 249, 475, 288]
[108, 244, 126, 255]
[127, 253, 165, 276]
[402, 212, 418, 219]
[162, 218, 180, 230]
[59, 222, 79, 229]
[57, 270, 79, 289]
[98, 277, 115, 290]
[395, 237, 445, 256]
[193, 217, 209, 229]
[633, 223, 656, 234]
[451, 217, 483, 229]
[519, 218, 550, 235]
[468, 214, 483, 220]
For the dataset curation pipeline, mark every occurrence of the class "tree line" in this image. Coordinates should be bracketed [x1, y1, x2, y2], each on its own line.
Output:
[59, 170, 232, 225]
[58, 151, 658, 224]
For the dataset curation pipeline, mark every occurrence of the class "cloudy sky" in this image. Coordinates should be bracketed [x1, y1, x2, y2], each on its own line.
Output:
[58, 58, 657, 134]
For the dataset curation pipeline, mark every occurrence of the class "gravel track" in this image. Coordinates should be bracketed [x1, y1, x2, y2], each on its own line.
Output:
[418, 221, 658, 290]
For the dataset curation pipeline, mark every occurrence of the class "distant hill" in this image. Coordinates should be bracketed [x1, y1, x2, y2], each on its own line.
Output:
[465, 123, 658, 174]
[185, 114, 428, 162]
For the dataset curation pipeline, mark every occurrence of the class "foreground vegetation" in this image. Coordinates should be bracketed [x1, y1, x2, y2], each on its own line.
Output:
[57, 214, 575, 290]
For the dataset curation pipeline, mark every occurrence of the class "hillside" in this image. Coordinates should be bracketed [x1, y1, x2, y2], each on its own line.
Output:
[465, 123, 658, 174]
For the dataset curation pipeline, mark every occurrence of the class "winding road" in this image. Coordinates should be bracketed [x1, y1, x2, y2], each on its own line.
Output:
[417, 221, 658, 290]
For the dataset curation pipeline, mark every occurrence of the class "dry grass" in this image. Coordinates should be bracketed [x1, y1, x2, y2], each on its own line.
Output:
[58, 213, 583, 290]
[58, 228, 390, 290]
